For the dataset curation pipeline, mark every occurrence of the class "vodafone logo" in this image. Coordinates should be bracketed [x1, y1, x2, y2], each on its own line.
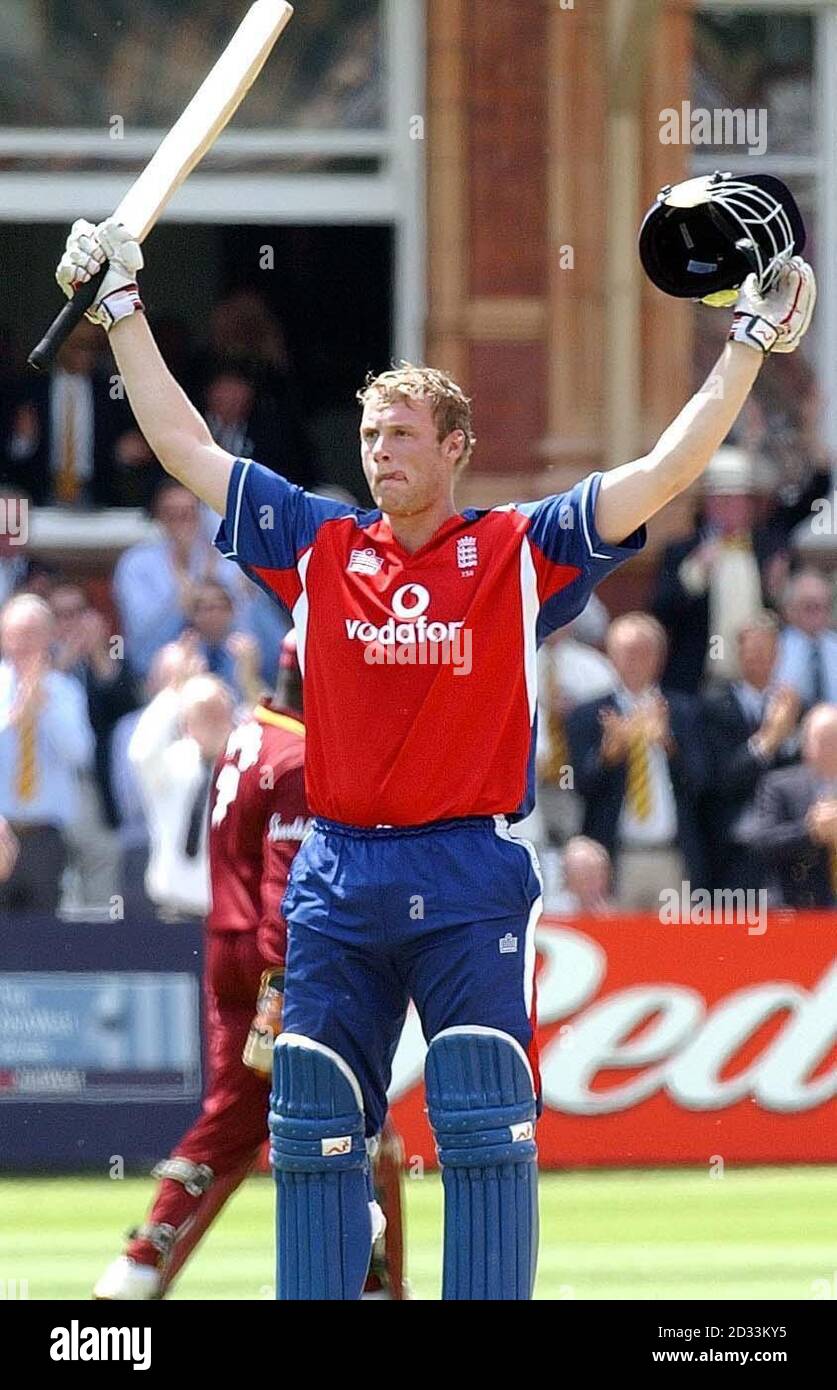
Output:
[391, 583, 430, 619]
[345, 580, 465, 647]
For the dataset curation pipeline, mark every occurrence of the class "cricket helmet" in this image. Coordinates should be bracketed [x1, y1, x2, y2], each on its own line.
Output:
[638, 171, 806, 304]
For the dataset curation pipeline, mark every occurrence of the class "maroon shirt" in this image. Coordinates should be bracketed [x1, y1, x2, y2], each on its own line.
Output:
[207, 701, 309, 963]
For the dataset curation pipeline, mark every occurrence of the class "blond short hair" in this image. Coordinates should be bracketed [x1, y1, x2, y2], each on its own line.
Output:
[357, 362, 477, 472]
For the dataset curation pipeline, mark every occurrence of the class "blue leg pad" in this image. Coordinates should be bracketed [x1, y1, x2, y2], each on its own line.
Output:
[270, 1033, 372, 1300]
[425, 1026, 539, 1300]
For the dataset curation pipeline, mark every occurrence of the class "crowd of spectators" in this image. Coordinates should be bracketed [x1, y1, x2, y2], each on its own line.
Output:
[533, 428, 837, 915]
[0, 300, 836, 919]
[0, 292, 314, 513]
[0, 289, 313, 918]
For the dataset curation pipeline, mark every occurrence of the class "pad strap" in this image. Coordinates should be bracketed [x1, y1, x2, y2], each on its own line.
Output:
[151, 1158, 214, 1196]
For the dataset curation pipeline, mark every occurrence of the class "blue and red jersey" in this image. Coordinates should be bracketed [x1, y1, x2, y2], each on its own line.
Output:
[215, 460, 644, 826]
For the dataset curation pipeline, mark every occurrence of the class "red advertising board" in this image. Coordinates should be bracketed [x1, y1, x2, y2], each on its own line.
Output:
[388, 912, 837, 1166]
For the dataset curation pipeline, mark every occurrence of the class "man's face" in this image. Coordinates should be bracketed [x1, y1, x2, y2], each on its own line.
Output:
[206, 374, 254, 426]
[738, 628, 777, 689]
[789, 579, 832, 637]
[607, 628, 662, 693]
[564, 848, 609, 902]
[704, 492, 756, 535]
[57, 321, 100, 376]
[191, 588, 233, 645]
[157, 488, 200, 551]
[360, 396, 463, 518]
[183, 696, 234, 761]
[0, 609, 51, 668]
[50, 586, 87, 638]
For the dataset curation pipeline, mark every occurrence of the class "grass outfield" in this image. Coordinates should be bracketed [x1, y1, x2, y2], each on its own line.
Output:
[2, 1168, 836, 1301]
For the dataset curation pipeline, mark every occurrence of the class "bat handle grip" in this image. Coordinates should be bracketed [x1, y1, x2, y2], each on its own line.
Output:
[28, 275, 103, 372]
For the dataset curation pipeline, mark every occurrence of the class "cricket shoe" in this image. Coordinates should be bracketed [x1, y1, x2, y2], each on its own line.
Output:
[92, 1257, 162, 1301]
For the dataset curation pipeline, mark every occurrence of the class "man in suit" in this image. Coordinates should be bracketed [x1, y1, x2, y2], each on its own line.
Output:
[700, 612, 800, 891]
[49, 582, 141, 918]
[567, 612, 707, 908]
[200, 364, 313, 489]
[3, 321, 130, 508]
[0, 593, 94, 912]
[753, 703, 837, 908]
[775, 570, 837, 708]
[651, 446, 770, 693]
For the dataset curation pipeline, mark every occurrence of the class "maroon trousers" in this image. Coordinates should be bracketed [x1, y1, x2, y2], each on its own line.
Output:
[127, 931, 406, 1297]
[127, 931, 270, 1288]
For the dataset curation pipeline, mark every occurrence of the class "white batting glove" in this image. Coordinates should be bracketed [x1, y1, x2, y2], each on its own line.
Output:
[729, 256, 816, 355]
[56, 218, 145, 331]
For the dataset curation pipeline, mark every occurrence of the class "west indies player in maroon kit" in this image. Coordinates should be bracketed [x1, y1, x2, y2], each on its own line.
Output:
[94, 634, 406, 1299]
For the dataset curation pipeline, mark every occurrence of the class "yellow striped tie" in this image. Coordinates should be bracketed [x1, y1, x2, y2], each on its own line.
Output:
[15, 709, 38, 803]
[625, 728, 652, 821]
[55, 385, 80, 505]
[541, 661, 569, 784]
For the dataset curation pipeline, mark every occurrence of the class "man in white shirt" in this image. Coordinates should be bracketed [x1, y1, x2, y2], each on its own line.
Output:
[129, 670, 235, 921]
[0, 594, 94, 911]
[114, 479, 242, 678]
[775, 569, 837, 707]
[536, 607, 616, 848]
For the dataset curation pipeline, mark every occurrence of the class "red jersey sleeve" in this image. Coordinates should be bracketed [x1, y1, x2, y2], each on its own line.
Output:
[258, 760, 311, 966]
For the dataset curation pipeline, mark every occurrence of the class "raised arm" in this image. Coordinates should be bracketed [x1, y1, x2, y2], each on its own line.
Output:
[109, 314, 233, 514]
[595, 260, 816, 545]
[56, 218, 234, 514]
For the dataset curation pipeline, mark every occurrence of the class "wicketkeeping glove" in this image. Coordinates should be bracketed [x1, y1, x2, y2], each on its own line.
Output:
[728, 255, 816, 355]
[56, 218, 145, 331]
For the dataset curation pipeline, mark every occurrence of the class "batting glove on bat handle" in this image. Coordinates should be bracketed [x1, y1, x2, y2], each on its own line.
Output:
[30, 219, 145, 372]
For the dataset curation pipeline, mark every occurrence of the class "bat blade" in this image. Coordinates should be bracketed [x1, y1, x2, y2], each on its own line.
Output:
[29, 0, 293, 371]
[117, 0, 293, 242]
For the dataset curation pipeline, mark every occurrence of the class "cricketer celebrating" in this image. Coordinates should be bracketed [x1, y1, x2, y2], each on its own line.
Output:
[56, 206, 814, 1300]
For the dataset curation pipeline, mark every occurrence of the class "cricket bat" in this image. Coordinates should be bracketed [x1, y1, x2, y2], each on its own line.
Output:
[29, 0, 294, 371]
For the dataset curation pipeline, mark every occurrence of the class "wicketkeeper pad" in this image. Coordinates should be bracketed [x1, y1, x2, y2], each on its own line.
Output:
[426, 1026, 539, 1300]
[270, 1034, 373, 1300]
